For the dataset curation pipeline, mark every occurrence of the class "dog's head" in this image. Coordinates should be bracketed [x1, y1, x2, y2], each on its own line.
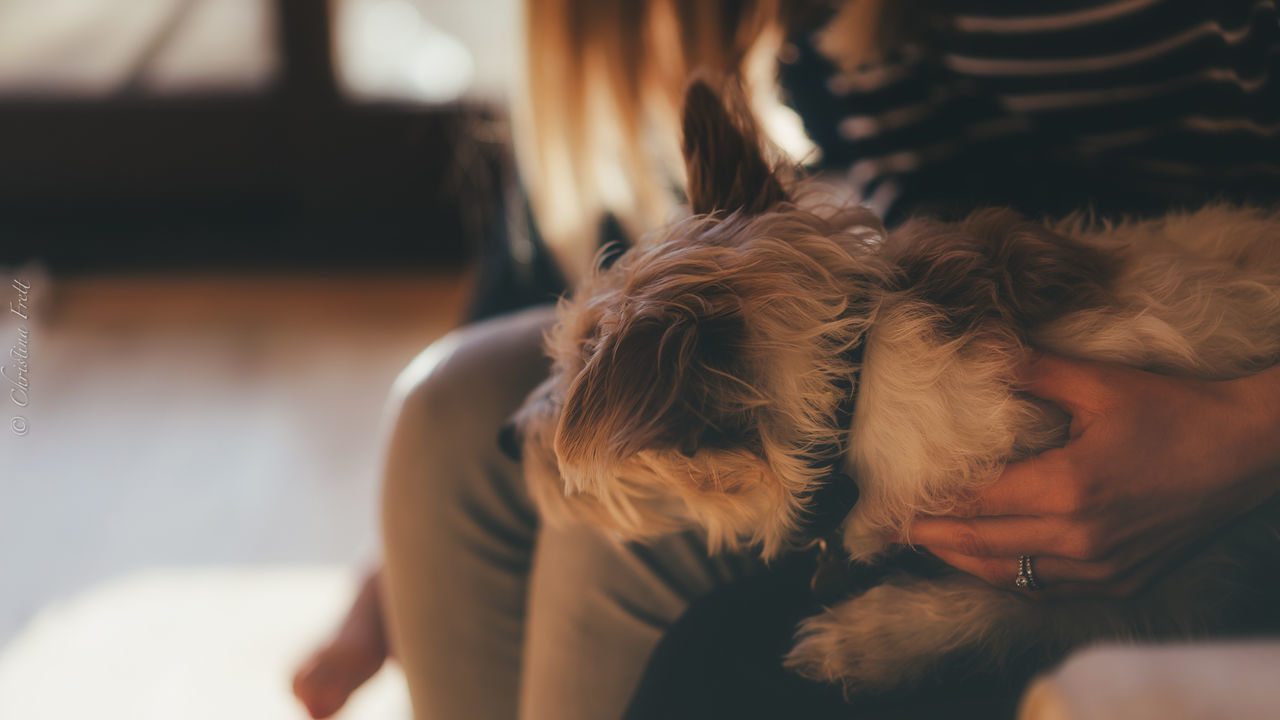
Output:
[511, 81, 888, 557]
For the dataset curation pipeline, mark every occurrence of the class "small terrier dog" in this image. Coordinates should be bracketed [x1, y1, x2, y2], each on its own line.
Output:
[510, 80, 1280, 692]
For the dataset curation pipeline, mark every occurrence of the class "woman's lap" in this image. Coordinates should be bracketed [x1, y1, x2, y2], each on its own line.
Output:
[380, 305, 761, 720]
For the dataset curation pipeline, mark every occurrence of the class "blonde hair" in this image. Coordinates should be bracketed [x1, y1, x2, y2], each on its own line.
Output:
[514, 0, 899, 283]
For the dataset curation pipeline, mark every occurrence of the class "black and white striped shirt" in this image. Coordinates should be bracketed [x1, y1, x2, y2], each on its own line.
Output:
[779, 0, 1280, 224]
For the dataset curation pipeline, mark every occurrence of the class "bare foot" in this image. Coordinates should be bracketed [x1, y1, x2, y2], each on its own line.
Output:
[292, 569, 389, 719]
[292, 637, 386, 718]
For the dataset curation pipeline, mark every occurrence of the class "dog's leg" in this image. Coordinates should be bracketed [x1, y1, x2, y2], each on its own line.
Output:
[783, 572, 1128, 694]
[792, 498, 1280, 695]
[786, 573, 1038, 693]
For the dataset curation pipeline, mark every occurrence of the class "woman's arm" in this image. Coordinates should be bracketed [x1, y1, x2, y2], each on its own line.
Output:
[904, 353, 1280, 597]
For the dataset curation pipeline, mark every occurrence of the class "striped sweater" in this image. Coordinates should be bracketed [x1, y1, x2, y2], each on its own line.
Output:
[779, 0, 1280, 225]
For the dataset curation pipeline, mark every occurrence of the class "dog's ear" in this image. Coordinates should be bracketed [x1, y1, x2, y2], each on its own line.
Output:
[682, 79, 789, 216]
[556, 310, 753, 469]
[507, 374, 613, 526]
[884, 208, 1116, 334]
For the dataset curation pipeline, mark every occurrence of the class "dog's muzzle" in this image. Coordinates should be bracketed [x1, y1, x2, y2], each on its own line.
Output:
[497, 420, 522, 462]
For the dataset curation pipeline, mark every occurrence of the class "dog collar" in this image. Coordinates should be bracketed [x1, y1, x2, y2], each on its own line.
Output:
[795, 341, 864, 542]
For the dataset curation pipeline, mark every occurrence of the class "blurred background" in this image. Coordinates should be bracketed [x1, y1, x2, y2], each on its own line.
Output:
[0, 1, 538, 716]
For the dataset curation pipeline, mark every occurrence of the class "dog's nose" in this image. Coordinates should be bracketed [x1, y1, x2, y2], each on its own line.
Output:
[497, 420, 523, 462]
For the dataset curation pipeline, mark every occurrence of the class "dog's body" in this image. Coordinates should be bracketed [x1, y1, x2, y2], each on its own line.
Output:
[788, 204, 1280, 690]
[511, 82, 1280, 692]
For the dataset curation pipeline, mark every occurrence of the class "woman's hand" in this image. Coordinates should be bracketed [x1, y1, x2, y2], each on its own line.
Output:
[904, 353, 1280, 598]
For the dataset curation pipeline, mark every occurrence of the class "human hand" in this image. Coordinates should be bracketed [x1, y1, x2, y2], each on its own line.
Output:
[904, 353, 1280, 598]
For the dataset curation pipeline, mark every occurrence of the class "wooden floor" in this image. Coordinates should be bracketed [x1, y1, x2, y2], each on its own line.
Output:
[0, 269, 472, 648]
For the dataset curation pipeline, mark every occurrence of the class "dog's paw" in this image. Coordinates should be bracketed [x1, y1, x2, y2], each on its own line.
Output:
[784, 573, 1036, 694]
[839, 509, 893, 563]
[784, 597, 925, 694]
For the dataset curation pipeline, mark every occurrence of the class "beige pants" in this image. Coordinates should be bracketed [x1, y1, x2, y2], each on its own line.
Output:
[380, 306, 761, 720]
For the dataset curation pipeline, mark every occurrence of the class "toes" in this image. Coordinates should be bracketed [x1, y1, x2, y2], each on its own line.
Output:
[291, 643, 383, 719]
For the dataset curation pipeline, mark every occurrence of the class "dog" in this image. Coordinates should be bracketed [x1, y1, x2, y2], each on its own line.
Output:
[508, 80, 1280, 693]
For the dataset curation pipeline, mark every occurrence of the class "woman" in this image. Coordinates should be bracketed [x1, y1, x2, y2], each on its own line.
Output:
[297, 2, 1280, 718]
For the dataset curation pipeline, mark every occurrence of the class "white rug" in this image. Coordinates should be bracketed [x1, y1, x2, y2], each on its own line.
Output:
[0, 566, 409, 720]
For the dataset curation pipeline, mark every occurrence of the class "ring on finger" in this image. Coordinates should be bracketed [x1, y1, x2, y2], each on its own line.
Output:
[1015, 554, 1042, 591]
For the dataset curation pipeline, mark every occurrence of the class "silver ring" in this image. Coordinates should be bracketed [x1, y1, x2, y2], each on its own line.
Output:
[1015, 554, 1042, 591]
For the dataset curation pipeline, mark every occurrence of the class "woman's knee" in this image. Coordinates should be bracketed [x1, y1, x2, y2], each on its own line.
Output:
[380, 306, 556, 528]
[390, 307, 553, 446]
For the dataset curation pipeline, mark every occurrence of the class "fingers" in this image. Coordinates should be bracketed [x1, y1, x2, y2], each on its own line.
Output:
[908, 352, 1224, 600]
[909, 507, 1132, 563]
[948, 448, 1084, 518]
[908, 515, 1072, 559]
[925, 546, 1146, 599]
[922, 526, 1200, 599]
[1015, 352, 1105, 415]
[937, 353, 1122, 521]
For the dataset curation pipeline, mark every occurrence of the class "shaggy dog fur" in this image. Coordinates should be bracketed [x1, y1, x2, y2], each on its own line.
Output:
[509, 81, 1280, 693]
